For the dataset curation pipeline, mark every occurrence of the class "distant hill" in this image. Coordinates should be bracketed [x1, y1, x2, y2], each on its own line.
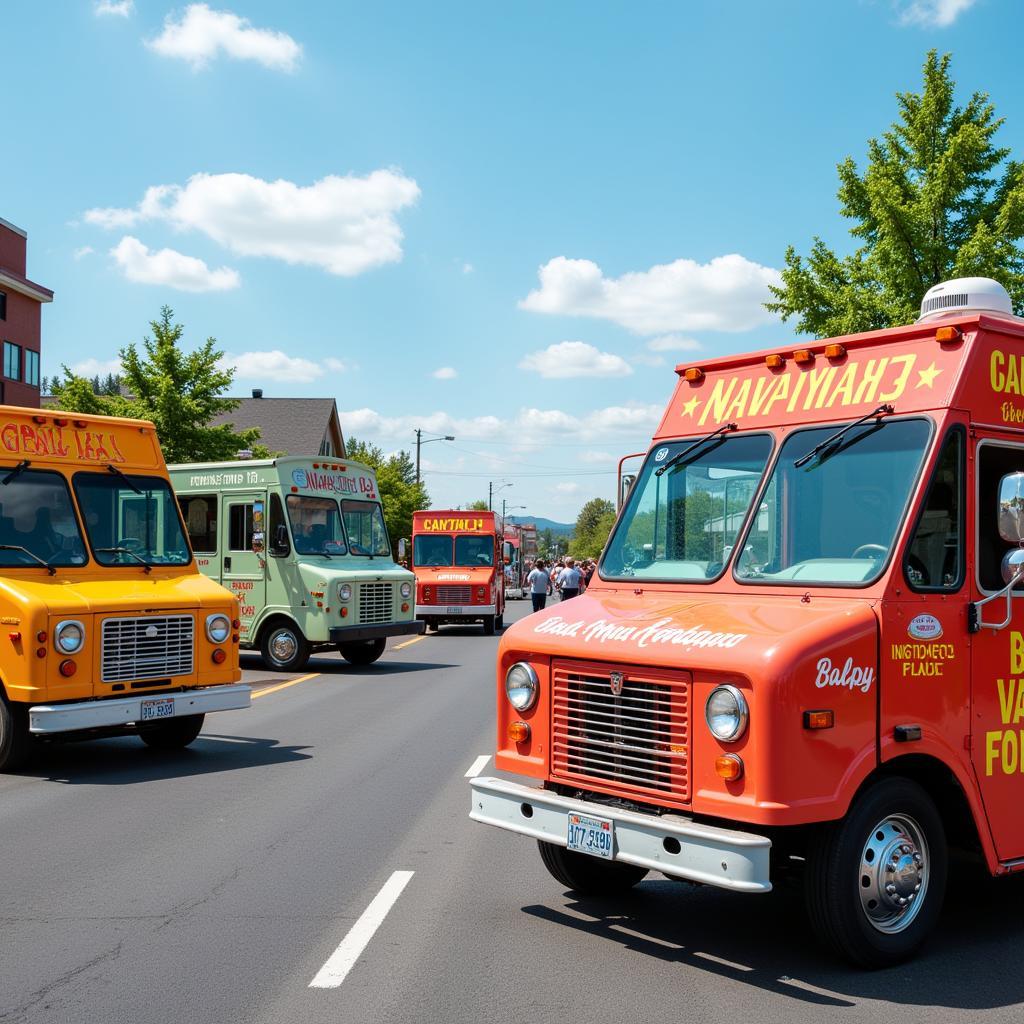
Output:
[508, 515, 575, 537]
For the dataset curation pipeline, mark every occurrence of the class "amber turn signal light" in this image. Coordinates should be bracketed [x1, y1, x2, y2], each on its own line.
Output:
[682, 367, 705, 383]
[211, 648, 226, 664]
[715, 754, 744, 781]
[508, 721, 531, 743]
[793, 348, 815, 364]
[59, 659, 77, 677]
[803, 709, 835, 730]
[765, 353, 786, 370]
[935, 325, 962, 343]
[824, 343, 846, 359]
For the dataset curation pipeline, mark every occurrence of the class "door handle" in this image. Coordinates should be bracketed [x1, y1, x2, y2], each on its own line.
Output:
[224, 556, 232, 572]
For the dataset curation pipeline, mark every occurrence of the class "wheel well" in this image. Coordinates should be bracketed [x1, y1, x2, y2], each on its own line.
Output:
[256, 614, 301, 647]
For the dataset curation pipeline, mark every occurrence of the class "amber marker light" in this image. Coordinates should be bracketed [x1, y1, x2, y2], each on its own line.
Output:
[765, 353, 786, 370]
[715, 754, 744, 781]
[824, 343, 846, 359]
[508, 721, 531, 743]
[59, 659, 77, 677]
[935, 325, 962, 343]
[803, 709, 835, 730]
[683, 367, 705, 383]
[212, 648, 226, 664]
[793, 348, 815, 365]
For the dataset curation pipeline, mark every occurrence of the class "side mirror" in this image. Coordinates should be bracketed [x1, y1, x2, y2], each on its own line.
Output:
[274, 524, 289, 549]
[619, 473, 636, 510]
[398, 538, 407, 560]
[998, 472, 1024, 544]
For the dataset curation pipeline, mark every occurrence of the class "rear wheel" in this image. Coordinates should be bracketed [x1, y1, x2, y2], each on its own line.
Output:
[537, 840, 648, 895]
[483, 615, 496, 636]
[138, 713, 205, 750]
[260, 621, 311, 672]
[339, 638, 386, 665]
[0, 696, 32, 772]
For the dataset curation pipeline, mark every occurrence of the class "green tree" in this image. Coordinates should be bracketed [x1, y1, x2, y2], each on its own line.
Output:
[345, 436, 429, 553]
[467, 499, 490, 511]
[768, 51, 1024, 336]
[51, 306, 264, 462]
[572, 497, 617, 559]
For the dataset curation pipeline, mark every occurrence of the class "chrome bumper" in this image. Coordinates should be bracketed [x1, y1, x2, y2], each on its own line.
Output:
[415, 604, 496, 617]
[29, 683, 252, 735]
[469, 776, 772, 893]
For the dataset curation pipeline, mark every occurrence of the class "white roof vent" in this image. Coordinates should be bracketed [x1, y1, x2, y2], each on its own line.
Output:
[918, 276, 1015, 322]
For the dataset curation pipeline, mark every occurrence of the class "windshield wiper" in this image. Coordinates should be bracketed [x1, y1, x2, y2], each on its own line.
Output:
[655, 422, 737, 477]
[793, 404, 895, 469]
[1, 460, 31, 486]
[96, 546, 152, 574]
[107, 463, 143, 495]
[0, 544, 56, 575]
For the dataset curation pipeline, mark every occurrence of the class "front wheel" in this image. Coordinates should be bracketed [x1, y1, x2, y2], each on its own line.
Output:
[339, 638, 386, 665]
[804, 777, 947, 967]
[538, 840, 648, 895]
[138, 713, 205, 749]
[0, 697, 31, 771]
[482, 615, 496, 636]
[260, 622, 311, 672]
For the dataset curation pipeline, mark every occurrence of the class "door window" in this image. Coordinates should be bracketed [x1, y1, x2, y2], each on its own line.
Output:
[904, 430, 963, 590]
[269, 494, 290, 557]
[977, 444, 1024, 593]
[180, 494, 218, 553]
[229, 503, 254, 552]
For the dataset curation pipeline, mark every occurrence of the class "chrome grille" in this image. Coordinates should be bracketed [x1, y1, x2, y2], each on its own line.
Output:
[101, 615, 195, 683]
[358, 582, 394, 624]
[437, 585, 472, 605]
[552, 660, 690, 806]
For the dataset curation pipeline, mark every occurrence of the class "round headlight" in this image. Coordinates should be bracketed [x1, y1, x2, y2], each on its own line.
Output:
[338, 583, 353, 602]
[705, 685, 749, 742]
[206, 614, 231, 644]
[400, 581, 412, 599]
[505, 662, 539, 711]
[55, 620, 84, 654]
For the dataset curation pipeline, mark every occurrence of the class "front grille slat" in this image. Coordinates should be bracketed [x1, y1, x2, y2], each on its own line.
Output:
[551, 660, 690, 806]
[358, 582, 394, 625]
[101, 615, 194, 683]
[437, 585, 472, 605]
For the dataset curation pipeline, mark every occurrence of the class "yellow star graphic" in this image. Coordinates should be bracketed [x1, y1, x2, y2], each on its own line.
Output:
[681, 396, 701, 417]
[915, 362, 942, 389]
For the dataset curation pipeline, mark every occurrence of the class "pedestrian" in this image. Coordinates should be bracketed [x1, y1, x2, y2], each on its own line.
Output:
[527, 558, 553, 612]
[583, 559, 596, 589]
[557, 558, 583, 601]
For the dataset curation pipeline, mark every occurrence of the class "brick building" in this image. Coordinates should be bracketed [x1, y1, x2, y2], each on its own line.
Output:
[0, 217, 53, 408]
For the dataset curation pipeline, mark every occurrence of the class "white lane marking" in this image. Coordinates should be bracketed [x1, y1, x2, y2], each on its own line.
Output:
[464, 755, 491, 778]
[692, 951, 754, 971]
[309, 871, 415, 989]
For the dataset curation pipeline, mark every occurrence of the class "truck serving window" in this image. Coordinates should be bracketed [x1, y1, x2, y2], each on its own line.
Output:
[414, 534, 453, 566]
[735, 418, 931, 586]
[602, 433, 772, 582]
[455, 536, 493, 566]
[0, 468, 87, 568]
[286, 495, 347, 555]
[341, 499, 391, 557]
[74, 473, 191, 566]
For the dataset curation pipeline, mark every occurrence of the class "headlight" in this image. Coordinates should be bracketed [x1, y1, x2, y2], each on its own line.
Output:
[206, 614, 231, 643]
[338, 583, 353, 602]
[505, 662, 539, 711]
[54, 620, 84, 654]
[705, 685, 749, 742]
[400, 582, 412, 599]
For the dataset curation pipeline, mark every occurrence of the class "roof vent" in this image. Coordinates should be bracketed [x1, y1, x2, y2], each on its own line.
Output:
[918, 277, 1015, 322]
[252, 388, 263, 399]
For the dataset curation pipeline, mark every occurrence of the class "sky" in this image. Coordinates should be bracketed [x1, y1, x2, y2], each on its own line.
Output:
[2, 0, 1021, 523]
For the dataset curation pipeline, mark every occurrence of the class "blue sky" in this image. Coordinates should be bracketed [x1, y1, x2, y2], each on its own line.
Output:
[2, 0, 1019, 521]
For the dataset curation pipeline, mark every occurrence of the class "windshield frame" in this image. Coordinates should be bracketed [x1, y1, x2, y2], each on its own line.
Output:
[285, 493, 349, 557]
[599, 431, 775, 585]
[0, 466, 90, 569]
[731, 414, 935, 590]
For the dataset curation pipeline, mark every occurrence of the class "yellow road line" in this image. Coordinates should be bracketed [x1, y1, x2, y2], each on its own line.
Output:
[251, 672, 320, 699]
[393, 635, 425, 651]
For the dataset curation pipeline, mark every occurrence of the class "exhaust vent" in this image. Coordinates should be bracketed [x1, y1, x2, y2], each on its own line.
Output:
[918, 277, 1015, 322]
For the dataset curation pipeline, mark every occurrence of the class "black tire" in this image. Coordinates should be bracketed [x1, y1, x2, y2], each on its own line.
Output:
[483, 615, 496, 636]
[339, 638, 386, 665]
[138, 713, 205, 750]
[496, 613, 505, 630]
[803, 777, 947, 968]
[538, 839, 648, 895]
[260, 621, 311, 672]
[0, 696, 32, 772]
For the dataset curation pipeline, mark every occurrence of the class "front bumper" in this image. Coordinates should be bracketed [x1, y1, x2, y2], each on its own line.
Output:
[329, 620, 424, 643]
[415, 604, 496, 618]
[29, 683, 252, 735]
[469, 776, 772, 893]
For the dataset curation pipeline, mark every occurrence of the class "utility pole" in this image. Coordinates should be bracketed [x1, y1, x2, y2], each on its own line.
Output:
[489, 480, 512, 511]
[415, 430, 455, 484]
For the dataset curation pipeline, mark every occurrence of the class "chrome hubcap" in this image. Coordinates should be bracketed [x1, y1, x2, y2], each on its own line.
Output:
[859, 813, 928, 933]
[269, 630, 297, 663]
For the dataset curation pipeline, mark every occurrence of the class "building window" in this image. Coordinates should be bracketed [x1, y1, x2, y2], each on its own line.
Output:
[319, 436, 333, 456]
[0, 291, 6, 320]
[3, 341, 21, 381]
[24, 349, 39, 388]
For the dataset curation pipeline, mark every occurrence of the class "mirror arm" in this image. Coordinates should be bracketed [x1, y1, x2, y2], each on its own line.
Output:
[968, 566, 1024, 633]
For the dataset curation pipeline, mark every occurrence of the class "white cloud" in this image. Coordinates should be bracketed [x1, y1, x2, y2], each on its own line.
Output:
[579, 450, 617, 465]
[462, 263, 474, 274]
[146, 4, 302, 71]
[71, 357, 123, 377]
[646, 334, 702, 352]
[324, 358, 348, 373]
[110, 236, 240, 291]
[432, 367, 458, 380]
[555, 482, 581, 495]
[897, 0, 978, 27]
[519, 340, 633, 379]
[95, 0, 133, 15]
[520, 254, 780, 334]
[73, 246, 95, 260]
[85, 170, 420, 277]
[220, 351, 327, 383]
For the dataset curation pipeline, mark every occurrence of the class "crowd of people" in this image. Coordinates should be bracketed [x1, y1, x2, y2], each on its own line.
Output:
[524, 555, 597, 613]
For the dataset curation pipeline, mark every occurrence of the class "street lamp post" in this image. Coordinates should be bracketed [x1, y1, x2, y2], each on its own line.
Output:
[489, 480, 512, 511]
[415, 430, 455, 484]
[502, 500, 526, 523]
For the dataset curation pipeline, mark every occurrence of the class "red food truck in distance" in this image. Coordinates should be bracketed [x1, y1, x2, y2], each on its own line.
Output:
[471, 277, 1024, 967]
[412, 510, 505, 635]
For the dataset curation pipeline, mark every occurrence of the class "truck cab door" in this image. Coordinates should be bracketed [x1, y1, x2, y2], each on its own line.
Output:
[221, 493, 268, 644]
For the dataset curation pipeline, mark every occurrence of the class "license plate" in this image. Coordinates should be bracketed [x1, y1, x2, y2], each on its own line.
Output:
[567, 813, 614, 860]
[446, 607, 464, 615]
[140, 698, 174, 721]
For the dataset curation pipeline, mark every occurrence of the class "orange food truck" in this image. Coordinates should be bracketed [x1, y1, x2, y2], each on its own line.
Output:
[412, 510, 505, 634]
[471, 277, 1024, 966]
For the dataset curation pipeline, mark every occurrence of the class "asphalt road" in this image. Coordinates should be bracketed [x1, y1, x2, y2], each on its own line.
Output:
[3, 600, 1024, 1023]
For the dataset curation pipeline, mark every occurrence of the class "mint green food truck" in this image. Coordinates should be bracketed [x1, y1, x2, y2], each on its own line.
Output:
[168, 457, 422, 671]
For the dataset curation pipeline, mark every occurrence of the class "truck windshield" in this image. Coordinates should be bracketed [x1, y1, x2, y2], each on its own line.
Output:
[74, 472, 191, 566]
[0, 469, 87, 568]
[414, 534, 453, 566]
[341, 499, 391, 557]
[735, 418, 931, 586]
[286, 495, 348, 555]
[602, 433, 773, 581]
[455, 536, 493, 566]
